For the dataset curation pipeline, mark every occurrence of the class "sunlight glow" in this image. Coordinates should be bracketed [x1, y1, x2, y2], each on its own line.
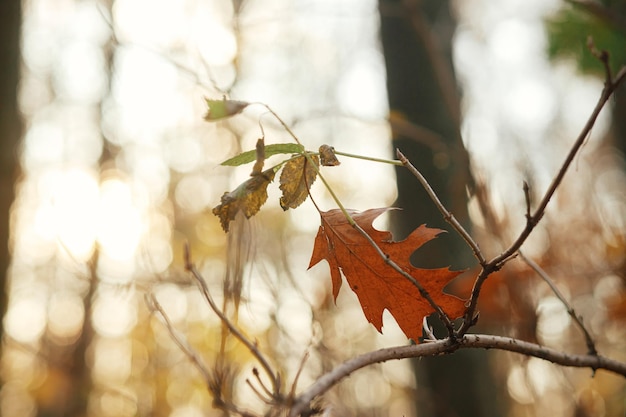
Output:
[536, 296, 570, 345]
[91, 338, 133, 383]
[47, 292, 85, 344]
[336, 51, 389, 119]
[92, 292, 138, 338]
[52, 169, 99, 261]
[97, 178, 142, 261]
[5, 296, 47, 344]
[507, 364, 534, 404]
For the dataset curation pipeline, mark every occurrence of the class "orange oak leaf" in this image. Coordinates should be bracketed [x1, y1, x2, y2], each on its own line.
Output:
[308, 208, 466, 341]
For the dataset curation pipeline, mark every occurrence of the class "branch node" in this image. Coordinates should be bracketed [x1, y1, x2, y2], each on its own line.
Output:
[523, 180, 531, 220]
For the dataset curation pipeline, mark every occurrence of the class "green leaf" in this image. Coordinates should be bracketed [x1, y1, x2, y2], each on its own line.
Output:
[546, 6, 626, 76]
[204, 98, 250, 121]
[221, 143, 305, 166]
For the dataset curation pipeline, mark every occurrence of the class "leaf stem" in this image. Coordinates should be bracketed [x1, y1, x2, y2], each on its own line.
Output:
[333, 150, 404, 166]
[258, 103, 303, 146]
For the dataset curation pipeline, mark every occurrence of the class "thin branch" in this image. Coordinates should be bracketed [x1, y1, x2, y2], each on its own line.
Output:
[252, 367, 275, 400]
[397, 149, 486, 266]
[288, 334, 626, 417]
[459, 65, 626, 335]
[258, 103, 302, 146]
[288, 352, 310, 401]
[422, 316, 437, 342]
[184, 244, 281, 396]
[518, 250, 597, 355]
[246, 378, 273, 405]
[587, 36, 613, 86]
[523, 181, 531, 220]
[490, 66, 626, 269]
[145, 292, 212, 386]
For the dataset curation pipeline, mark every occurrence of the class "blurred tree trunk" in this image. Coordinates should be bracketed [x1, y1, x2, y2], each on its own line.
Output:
[0, 0, 22, 353]
[378, 1, 504, 416]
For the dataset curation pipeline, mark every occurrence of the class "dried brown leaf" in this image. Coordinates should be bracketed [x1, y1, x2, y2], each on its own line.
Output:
[251, 138, 265, 176]
[319, 144, 340, 166]
[279, 155, 319, 210]
[212, 168, 276, 232]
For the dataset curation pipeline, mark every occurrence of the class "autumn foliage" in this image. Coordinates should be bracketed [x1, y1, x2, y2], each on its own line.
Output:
[206, 98, 469, 341]
[308, 208, 465, 340]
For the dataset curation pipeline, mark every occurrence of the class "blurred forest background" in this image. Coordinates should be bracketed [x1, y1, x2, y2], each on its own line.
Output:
[0, 0, 625, 417]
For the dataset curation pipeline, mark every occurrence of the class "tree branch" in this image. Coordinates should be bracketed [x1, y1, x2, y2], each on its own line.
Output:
[288, 334, 626, 416]
[518, 250, 597, 355]
[458, 64, 626, 335]
[184, 243, 282, 397]
[397, 149, 486, 266]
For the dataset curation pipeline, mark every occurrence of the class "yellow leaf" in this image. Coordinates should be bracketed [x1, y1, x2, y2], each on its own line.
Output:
[212, 168, 276, 232]
[279, 155, 319, 210]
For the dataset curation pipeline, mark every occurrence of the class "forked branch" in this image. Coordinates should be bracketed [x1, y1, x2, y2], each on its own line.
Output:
[458, 63, 626, 335]
[183, 243, 282, 397]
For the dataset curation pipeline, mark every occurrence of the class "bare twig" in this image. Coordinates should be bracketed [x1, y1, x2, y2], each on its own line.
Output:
[490, 66, 626, 269]
[523, 181, 532, 220]
[518, 250, 597, 355]
[288, 334, 626, 417]
[422, 316, 437, 342]
[587, 37, 613, 84]
[246, 377, 273, 404]
[288, 352, 310, 401]
[145, 292, 212, 386]
[458, 64, 626, 336]
[184, 243, 282, 397]
[397, 149, 486, 266]
[252, 367, 275, 400]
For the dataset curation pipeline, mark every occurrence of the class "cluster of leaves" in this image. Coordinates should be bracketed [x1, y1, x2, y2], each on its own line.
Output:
[206, 98, 464, 342]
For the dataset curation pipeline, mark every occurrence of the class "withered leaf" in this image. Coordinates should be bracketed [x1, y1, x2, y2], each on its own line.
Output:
[251, 138, 265, 176]
[279, 155, 319, 210]
[319, 144, 340, 166]
[204, 98, 250, 121]
[308, 208, 466, 341]
[212, 168, 276, 232]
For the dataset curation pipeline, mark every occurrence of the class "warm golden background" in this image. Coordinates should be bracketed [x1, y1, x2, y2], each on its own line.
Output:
[1, 0, 625, 416]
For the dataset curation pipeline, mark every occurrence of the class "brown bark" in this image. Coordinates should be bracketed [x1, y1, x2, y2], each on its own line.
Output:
[0, 0, 23, 354]
[378, 1, 503, 415]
